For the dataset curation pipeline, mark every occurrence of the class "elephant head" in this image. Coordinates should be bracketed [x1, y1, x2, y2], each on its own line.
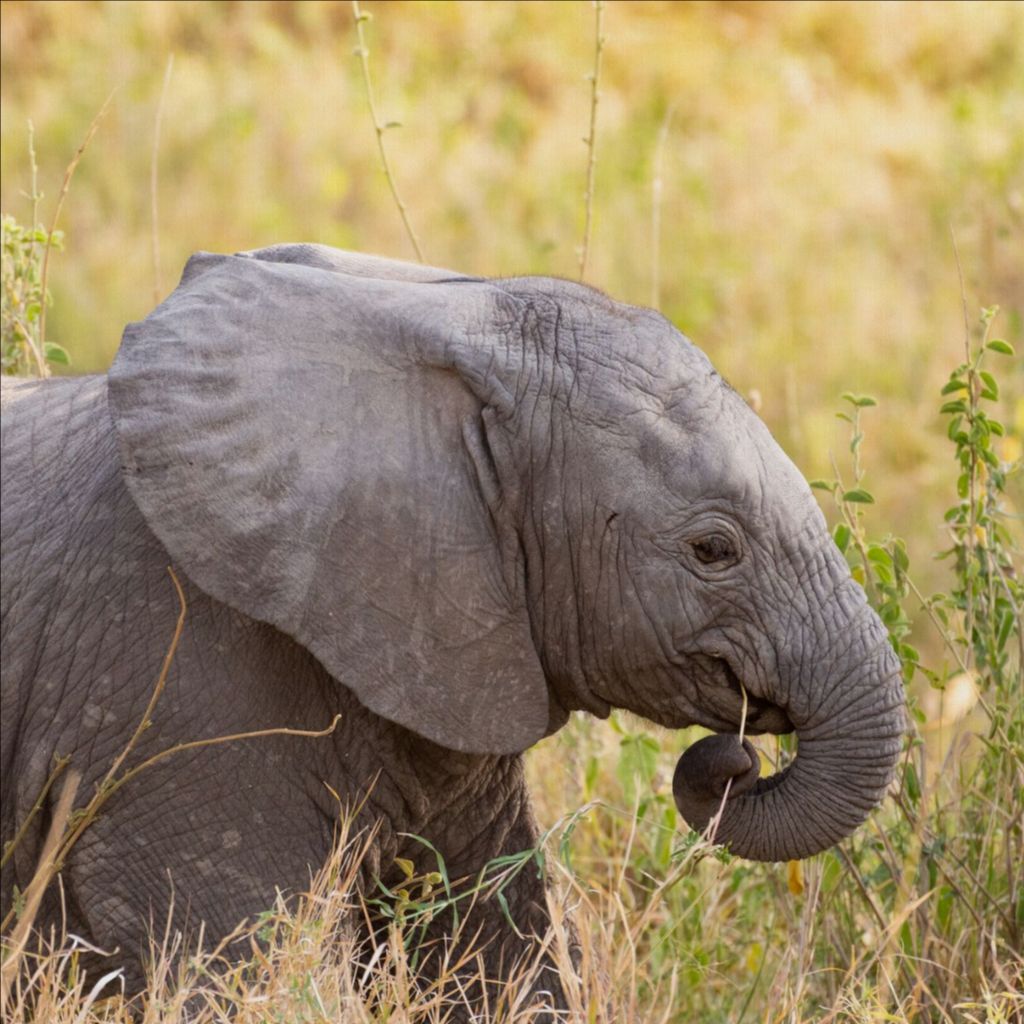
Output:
[108, 244, 905, 863]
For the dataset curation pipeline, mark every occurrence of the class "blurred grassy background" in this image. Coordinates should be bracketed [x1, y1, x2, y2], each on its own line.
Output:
[2, 0, 1021, 606]
[2, 3, 1022, 1020]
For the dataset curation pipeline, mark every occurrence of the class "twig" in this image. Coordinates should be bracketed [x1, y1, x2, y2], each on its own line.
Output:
[950, 227, 976, 668]
[578, 0, 605, 282]
[351, 1, 424, 262]
[38, 88, 117, 358]
[27, 120, 40, 251]
[150, 56, 174, 304]
[98, 714, 343, 817]
[828, 450, 879, 606]
[13, 121, 48, 377]
[0, 769, 81, 1013]
[100, 566, 187, 788]
[951, 227, 971, 364]
[0, 755, 71, 873]
[834, 844, 889, 936]
[706, 681, 749, 846]
[650, 105, 673, 309]
[903, 575, 969, 675]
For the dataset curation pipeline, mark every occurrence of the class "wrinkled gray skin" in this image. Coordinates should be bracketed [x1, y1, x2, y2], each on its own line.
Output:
[1, 245, 905, 1008]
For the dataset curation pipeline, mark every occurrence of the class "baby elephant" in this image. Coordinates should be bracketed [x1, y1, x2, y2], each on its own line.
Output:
[0, 244, 904, 1010]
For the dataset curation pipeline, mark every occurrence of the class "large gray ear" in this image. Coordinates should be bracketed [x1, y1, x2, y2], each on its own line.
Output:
[108, 250, 549, 754]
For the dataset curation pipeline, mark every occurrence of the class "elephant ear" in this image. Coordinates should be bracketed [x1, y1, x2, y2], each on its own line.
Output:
[234, 242, 483, 283]
[108, 250, 551, 754]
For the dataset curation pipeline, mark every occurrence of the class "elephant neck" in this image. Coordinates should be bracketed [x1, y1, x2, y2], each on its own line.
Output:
[513, 503, 613, 726]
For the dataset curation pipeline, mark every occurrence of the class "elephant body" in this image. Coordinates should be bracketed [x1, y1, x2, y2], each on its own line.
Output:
[1, 373, 545, 996]
[0, 245, 905, 1008]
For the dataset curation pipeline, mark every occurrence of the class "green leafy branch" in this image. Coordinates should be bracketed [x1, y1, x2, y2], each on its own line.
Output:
[1, 213, 66, 376]
[811, 392, 920, 685]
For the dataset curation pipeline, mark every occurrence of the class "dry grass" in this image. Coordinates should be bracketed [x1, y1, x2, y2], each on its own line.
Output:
[5, 787, 1020, 1022]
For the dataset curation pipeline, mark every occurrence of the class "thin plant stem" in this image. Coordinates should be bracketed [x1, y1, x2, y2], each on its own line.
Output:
[950, 228, 976, 669]
[27, 120, 40, 249]
[834, 844, 889, 936]
[351, 1, 424, 262]
[150, 55, 174, 305]
[38, 88, 117, 358]
[578, 0, 604, 282]
[0, 768, 80, 1013]
[706, 681, 748, 846]
[15, 120, 48, 377]
[95, 716, 343, 822]
[650, 105, 673, 309]
[98, 566, 188, 788]
[0, 755, 70, 873]
[904, 575, 969, 675]
[828, 450, 879, 605]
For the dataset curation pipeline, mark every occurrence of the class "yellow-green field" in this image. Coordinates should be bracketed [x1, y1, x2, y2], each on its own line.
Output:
[1, 2, 1021, 1021]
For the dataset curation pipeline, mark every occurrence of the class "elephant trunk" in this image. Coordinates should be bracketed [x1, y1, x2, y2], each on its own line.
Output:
[673, 593, 906, 862]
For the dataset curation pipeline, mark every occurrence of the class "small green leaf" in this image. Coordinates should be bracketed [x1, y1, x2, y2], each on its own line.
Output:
[891, 540, 909, 572]
[43, 341, 70, 365]
[867, 545, 892, 566]
[873, 563, 894, 585]
[940, 400, 968, 415]
[876, 598, 901, 622]
[986, 339, 1014, 355]
[841, 392, 877, 408]
[833, 522, 851, 553]
[495, 889, 513, 927]
[936, 886, 955, 931]
[996, 608, 1013, 652]
[809, 479, 834, 492]
[940, 378, 967, 395]
[905, 762, 920, 805]
[583, 754, 599, 797]
[842, 489, 875, 504]
[979, 371, 999, 399]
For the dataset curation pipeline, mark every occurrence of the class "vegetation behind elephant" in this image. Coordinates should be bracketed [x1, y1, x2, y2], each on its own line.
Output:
[0, 244, 905, 1009]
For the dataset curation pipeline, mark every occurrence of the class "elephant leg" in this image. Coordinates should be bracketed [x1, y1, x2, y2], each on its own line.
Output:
[382, 769, 572, 1019]
[463, 810, 574, 1017]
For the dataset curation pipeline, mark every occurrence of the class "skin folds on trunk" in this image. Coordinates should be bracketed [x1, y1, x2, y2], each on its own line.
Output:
[672, 631, 906, 863]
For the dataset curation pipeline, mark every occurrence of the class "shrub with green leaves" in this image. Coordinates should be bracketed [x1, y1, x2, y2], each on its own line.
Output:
[1, 214, 67, 378]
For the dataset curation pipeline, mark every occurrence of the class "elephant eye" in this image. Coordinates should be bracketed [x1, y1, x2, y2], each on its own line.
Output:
[691, 534, 737, 566]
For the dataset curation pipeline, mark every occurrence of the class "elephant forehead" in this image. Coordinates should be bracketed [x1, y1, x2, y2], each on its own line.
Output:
[500, 275, 707, 400]
[619, 391, 816, 524]
[576, 322, 710, 400]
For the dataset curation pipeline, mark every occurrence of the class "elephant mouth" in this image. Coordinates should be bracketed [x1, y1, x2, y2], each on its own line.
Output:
[700, 656, 795, 737]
